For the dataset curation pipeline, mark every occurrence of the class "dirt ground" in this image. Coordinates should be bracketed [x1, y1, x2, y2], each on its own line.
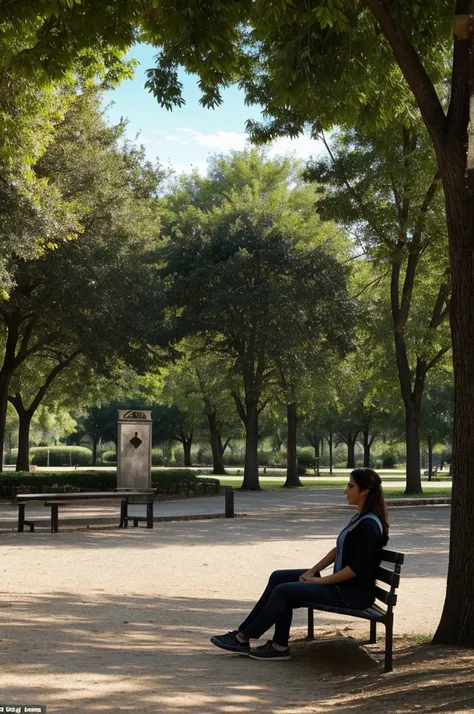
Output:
[0, 503, 472, 713]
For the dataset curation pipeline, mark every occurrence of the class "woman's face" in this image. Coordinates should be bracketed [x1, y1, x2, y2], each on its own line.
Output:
[344, 473, 368, 508]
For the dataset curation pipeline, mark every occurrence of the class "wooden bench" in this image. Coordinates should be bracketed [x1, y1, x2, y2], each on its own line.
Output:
[303, 548, 405, 672]
[16, 490, 155, 533]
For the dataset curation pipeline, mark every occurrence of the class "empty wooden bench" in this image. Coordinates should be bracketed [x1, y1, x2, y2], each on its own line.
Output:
[16, 490, 155, 533]
[303, 548, 405, 672]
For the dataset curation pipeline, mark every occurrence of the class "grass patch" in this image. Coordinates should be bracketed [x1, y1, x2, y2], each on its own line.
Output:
[405, 634, 433, 644]
[385, 488, 451, 499]
[217, 478, 344, 489]
[216, 477, 451, 498]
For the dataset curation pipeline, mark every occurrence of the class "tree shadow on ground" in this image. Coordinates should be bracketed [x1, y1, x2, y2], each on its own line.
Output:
[0, 591, 471, 714]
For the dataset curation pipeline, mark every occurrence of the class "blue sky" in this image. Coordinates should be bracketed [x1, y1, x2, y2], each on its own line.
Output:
[102, 44, 325, 175]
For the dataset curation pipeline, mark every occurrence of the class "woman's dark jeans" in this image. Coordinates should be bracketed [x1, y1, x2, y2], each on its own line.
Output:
[238, 569, 345, 647]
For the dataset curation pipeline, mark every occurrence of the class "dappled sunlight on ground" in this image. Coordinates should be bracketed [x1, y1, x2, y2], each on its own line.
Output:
[0, 503, 469, 713]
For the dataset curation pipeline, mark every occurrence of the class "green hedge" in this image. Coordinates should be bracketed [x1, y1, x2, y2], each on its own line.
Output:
[0, 469, 219, 499]
[101, 450, 117, 464]
[30, 446, 93, 467]
[101, 449, 167, 466]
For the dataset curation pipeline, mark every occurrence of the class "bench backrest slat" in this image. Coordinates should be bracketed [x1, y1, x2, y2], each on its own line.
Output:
[374, 585, 397, 608]
[16, 491, 153, 502]
[380, 549, 405, 565]
[376, 566, 400, 588]
[374, 548, 404, 615]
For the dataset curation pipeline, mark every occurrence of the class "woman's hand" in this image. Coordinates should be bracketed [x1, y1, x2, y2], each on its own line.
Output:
[299, 570, 319, 583]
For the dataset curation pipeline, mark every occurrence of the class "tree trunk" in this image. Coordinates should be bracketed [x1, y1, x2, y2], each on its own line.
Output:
[433, 163, 474, 645]
[314, 438, 321, 475]
[365, 0, 474, 646]
[183, 437, 192, 467]
[207, 411, 227, 475]
[92, 432, 98, 467]
[8, 350, 81, 474]
[314, 440, 320, 459]
[284, 401, 302, 488]
[218, 435, 231, 456]
[363, 429, 371, 467]
[241, 400, 260, 490]
[346, 432, 358, 469]
[427, 434, 433, 481]
[16, 408, 33, 472]
[405, 404, 422, 494]
[0, 372, 13, 473]
[328, 430, 333, 475]
[393, 323, 424, 494]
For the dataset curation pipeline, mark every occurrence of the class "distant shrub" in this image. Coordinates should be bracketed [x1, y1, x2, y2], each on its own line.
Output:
[296, 448, 317, 469]
[223, 452, 244, 467]
[381, 451, 396, 468]
[168, 448, 184, 466]
[151, 448, 164, 466]
[257, 450, 272, 466]
[0, 469, 219, 499]
[195, 447, 213, 466]
[101, 451, 117, 464]
[3, 450, 18, 465]
[30, 446, 93, 467]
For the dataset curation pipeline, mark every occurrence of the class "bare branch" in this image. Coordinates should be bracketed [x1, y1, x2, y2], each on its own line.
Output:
[425, 345, 452, 373]
[353, 270, 389, 299]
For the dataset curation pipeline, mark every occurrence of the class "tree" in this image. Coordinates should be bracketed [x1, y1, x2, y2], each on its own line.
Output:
[74, 403, 119, 464]
[178, 351, 241, 475]
[159, 154, 353, 489]
[8, 346, 81, 471]
[273, 325, 351, 487]
[0, 1, 138, 87]
[158, 365, 212, 467]
[0, 0, 142, 291]
[420, 369, 454, 478]
[133, 0, 474, 646]
[0, 89, 165, 470]
[306, 125, 450, 493]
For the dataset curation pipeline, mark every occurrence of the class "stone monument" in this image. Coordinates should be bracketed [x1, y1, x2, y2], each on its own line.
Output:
[117, 409, 152, 490]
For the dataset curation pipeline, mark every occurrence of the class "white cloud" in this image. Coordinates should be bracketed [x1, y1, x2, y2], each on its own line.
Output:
[138, 128, 327, 175]
[269, 135, 325, 161]
[164, 134, 189, 144]
[173, 128, 324, 159]
[176, 128, 248, 151]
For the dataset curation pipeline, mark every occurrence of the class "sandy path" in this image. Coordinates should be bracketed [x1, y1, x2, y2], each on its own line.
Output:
[0, 504, 458, 713]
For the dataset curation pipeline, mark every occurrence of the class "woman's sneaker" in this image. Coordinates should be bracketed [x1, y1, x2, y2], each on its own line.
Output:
[210, 630, 250, 655]
[249, 640, 291, 661]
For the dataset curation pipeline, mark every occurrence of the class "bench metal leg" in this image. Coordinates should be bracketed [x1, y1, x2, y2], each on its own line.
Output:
[18, 505, 34, 533]
[51, 504, 59, 533]
[370, 620, 377, 643]
[307, 608, 314, 639]
[120, 501, 126, 528]
[384, 614, 393, 672]
[18, 504, 25, 533]
[133, 519, 139, 527]
[146, 501, 153, 528]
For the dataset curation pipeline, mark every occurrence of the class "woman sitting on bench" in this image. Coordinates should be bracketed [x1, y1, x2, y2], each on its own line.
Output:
[210, 467, 389, 661]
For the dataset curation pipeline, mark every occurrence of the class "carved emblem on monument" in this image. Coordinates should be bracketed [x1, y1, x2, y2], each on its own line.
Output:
[129, 432, 143, 449]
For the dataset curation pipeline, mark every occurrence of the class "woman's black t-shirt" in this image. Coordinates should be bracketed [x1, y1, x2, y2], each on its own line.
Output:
[334, 514, 387, 608]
